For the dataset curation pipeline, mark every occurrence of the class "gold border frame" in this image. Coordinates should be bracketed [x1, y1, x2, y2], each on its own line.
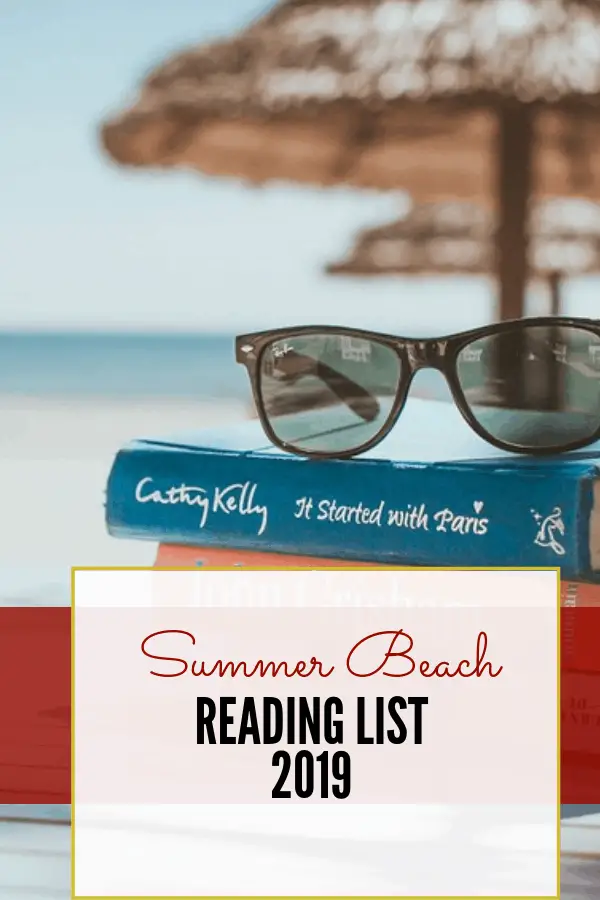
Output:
[70, 565, 561, 900]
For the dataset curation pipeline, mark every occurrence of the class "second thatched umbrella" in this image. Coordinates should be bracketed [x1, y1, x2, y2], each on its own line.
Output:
[327, 198, 600, 408]
[326, 198, 600, 315]
[100, 0, 600, 321]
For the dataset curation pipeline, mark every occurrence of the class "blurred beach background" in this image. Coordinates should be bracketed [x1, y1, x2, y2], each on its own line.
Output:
[4, 1, 600, 896]
[5, 0, 600, 605]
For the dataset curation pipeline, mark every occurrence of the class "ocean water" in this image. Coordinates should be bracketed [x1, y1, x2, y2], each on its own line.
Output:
[0, 331, 248, 400]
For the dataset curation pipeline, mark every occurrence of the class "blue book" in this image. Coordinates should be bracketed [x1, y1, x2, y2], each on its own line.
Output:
[106, 398, 600, 579]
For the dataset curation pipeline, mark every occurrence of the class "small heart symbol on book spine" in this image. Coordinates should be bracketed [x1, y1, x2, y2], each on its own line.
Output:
[473, 501, 484, 514]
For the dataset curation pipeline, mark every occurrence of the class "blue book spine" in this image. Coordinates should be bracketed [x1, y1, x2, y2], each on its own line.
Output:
[106, 444, 597, 578]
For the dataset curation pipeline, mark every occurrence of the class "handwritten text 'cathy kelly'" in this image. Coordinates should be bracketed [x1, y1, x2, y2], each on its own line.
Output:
[134, 478, 489, 538]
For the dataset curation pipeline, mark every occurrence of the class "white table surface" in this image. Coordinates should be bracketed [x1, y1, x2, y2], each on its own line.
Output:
[0, 809, 599, 898]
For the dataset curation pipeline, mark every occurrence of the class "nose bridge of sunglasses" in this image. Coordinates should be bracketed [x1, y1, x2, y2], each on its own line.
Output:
[405, 339, 448, 371]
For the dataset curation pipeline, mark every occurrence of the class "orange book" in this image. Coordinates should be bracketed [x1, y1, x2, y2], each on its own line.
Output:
[154, 543, 600, 606]
[154, 543, 373, 569]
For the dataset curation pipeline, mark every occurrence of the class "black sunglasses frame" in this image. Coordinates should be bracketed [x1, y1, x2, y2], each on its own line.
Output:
[236, 316, 600, 460]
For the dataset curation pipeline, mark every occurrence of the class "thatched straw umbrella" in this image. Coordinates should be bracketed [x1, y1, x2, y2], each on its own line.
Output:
[326, 198, 600, 314]
[100, 0, 600, 321]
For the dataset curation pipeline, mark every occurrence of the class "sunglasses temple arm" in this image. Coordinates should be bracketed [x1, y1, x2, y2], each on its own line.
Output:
[315, 360, 381, 422]
[294, 353, 381, 422]
[259, 349, 381, 423]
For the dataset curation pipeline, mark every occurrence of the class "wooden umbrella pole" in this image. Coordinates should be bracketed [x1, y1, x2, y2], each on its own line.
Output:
[492, 104, 534, 410]
[496, 104, 534, 322]
[546, 271, 562, 412]
[548, 270, 562, 316]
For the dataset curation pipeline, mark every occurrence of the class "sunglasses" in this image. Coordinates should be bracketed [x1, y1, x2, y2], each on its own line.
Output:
[236, 317, 600, 459]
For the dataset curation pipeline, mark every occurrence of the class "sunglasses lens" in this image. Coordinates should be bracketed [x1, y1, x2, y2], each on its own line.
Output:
[456, 324, 600, 450]
[258, 332, 402, 454]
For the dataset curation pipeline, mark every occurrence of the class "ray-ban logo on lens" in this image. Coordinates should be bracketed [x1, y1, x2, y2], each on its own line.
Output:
[531, 506, 565, 556]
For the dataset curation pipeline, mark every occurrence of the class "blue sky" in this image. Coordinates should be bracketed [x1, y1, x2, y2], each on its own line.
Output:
[1, 0, 596, 333]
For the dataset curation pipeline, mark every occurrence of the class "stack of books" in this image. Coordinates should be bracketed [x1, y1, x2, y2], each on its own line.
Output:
[106, 397, 600, 601]
[106, 396, 600, 806]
